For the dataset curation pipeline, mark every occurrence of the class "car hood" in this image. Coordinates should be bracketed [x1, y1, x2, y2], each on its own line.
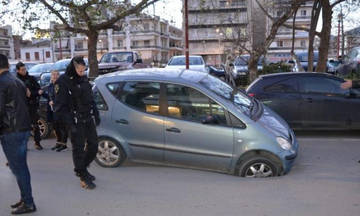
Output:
[258, 106, 291, 140]
[98, 62, 132, 70]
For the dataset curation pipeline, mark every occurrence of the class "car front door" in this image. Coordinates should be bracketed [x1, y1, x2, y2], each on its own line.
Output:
[260, 78, 302, 129]
[163, 83, 234, 172]
[298, 76, 348, 129]
[110, 81, 165, 162]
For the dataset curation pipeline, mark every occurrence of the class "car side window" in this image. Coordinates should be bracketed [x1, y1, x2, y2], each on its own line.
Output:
[93, 86, 108, 111]
[166, 84, 228, 126]
[263, 78, 298, 93]
[299, 77, 348, 95]
[119, 82, 160, 114]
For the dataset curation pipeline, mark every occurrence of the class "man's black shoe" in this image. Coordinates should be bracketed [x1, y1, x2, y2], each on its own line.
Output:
[76, 170, 95, 181]
[10, 200, 23, 209]
[34, 143, 43, 150]
[56, 145, 67, 152]
[80, 176, 96, 190]
[51, 144, 61, 151]
[11, 203, 36, 215]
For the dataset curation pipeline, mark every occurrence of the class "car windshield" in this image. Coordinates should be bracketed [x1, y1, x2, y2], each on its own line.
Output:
[29, 64, 53, 74]
[328, 60, 340, 67]
[9, 63, 36, 74]
[234, 56, 264, 66]
[168, 57, 204, 65]
[100, 52, 133, 63]
[52, 60, 71, 71]
[199, 75, 253, 117]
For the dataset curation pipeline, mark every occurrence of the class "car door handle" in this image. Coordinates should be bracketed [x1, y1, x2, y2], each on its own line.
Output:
[166, 127, 181, 133]
[305, 98, 313, 103]
[115, 119, 129, 125]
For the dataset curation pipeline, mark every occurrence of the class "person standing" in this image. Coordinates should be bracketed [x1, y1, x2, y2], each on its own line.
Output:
[0, 54, 37, 214]
[54, 56, 100, 189]
[44, 70, 68, 152]
[16, 62, 43, 150]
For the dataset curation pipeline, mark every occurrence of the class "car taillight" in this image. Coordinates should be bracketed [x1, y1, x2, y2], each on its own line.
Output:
[248, 93, 255, 97]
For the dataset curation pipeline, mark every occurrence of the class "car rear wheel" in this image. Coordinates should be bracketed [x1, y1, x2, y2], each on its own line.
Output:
[237, 156, 280, 178]
[95, 138, 126, 168]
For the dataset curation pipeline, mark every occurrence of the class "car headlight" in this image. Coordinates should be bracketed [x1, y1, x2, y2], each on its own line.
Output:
[276, 137, 291, 150]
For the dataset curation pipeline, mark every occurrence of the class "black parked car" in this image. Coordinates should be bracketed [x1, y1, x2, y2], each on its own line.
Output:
[246, 72, 360, 130]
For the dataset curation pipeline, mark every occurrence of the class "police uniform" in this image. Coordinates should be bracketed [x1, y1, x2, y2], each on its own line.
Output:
[17, 72, 42, 148]
[54, 72, 100, 180]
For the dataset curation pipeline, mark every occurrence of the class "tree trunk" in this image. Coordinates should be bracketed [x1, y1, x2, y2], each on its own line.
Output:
[87, 31, 99, 79]
[316, 0, 332, 72]
[248, 55, 259, 83]
[308, 0, 321, 72]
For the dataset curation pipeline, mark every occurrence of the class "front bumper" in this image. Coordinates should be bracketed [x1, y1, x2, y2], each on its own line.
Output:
[280, 131, 299, 174]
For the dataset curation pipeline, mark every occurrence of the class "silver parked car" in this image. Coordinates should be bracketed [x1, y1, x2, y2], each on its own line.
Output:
[93, 69, 298, 177]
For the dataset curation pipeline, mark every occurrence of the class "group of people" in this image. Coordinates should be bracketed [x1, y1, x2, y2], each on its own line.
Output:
[0, 54, 100, 215]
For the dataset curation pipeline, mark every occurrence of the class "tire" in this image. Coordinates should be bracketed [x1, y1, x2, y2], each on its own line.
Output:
[95, 137, 126, 168]
[38, 117, 52, 139]
[237, 155, 281, 178]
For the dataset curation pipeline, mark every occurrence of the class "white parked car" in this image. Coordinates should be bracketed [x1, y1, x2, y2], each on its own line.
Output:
[165, 55, 207, 72]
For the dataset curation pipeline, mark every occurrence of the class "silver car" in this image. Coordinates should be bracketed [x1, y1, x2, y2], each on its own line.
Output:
[93, 69, 298, 178]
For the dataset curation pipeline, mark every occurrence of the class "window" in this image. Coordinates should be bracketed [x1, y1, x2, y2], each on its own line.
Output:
[300, 40, 306, 47]
[35, 52, 39, 60]
[277, 10, 283, 17]
[46, 51, 50, 58]
[143, 23, 150, 31]
[166, 84, 227, 126]
[132, 40, 138, 47]
[117, 40, 123, 48]
[93, 86, 108, 111]
[219, 1, 227, 7]
[144, 40, 150, 47]
[299, 77, 348, 95]
[277, 41, 283, 47]
[301, 10, 307, 16]
[25, 52, 30, 60]
[76, 41, 83, 49]
[107, 82, 123, 97]
[264, 78, 298, 93]
[119, 82, 160, 114]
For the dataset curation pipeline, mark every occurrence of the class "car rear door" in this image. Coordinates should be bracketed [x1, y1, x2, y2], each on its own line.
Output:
[109, 81, 165, 162]
[298, 76, 348, 129]
[163, 83, 234, 172]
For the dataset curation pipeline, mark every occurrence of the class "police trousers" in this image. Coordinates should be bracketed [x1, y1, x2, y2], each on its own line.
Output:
[70, 119, 98, 174]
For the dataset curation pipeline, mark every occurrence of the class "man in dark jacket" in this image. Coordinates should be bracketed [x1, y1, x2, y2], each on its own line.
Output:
[0, 54, 37, 214]
[16, 62, 44, 150]
[54, 56, 100, 189]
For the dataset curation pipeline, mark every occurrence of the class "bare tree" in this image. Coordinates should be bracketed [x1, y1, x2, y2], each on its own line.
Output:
[1, 0, 159, 78]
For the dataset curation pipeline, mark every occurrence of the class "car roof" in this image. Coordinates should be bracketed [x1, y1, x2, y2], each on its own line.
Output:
[259, 72, 338, 79]
[96, 68, 208, 84]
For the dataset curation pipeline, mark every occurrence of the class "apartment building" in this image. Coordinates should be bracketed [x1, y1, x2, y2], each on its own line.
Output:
[20, 39, 53, 63]
[267, 1, 314, 62]
[51, 15, 183, 64]
[185, 0, 257, 66]
[0, 25, 15, 60]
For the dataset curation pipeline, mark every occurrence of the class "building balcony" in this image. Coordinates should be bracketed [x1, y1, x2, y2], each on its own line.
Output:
[74, 48, 87, 51]
[189, 23, 247, 29]
[0, 45, 10, 48]
[131, 45, 162, 49]
[54, 47, 71, 52]
[112, 46, 127, 50]
[189, 7, 247, 14]
[113, 31, 126, 35]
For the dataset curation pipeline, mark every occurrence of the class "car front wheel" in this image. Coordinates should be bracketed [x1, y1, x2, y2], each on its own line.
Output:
[95, 138, 126, 168]
[237, 156, 281, 178]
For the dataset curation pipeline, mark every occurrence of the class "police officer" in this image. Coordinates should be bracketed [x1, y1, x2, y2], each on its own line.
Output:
[16, 62, 44, 150]
[54, 56, 100, 189]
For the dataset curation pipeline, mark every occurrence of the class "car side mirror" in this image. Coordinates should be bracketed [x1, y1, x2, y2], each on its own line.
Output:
[201, 115, 219, 125]
[229, 63, 234, 67]
[135, 58, 143, 64]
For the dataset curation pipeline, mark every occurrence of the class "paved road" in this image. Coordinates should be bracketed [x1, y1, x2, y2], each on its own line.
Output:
[1, 133, 360, 216]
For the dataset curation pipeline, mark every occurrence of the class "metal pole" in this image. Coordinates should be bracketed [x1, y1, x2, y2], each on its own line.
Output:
[185, 0, 189, 69]
[337, 15, 340, 59]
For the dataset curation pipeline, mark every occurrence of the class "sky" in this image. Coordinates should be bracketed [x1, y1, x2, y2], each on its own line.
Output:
[0, 0, 183, 39]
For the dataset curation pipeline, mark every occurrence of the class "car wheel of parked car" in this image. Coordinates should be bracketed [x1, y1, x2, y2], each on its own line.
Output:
[238, 155, 280, 178]
[95, 138, 126, 168]
[37, 117, 51, 139]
